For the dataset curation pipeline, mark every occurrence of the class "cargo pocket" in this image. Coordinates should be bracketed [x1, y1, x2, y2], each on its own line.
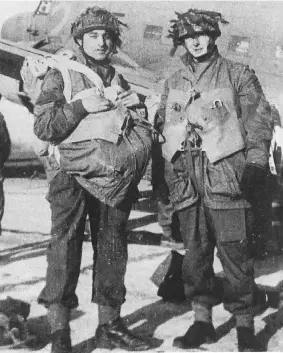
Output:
[222, 159, 242, 197]
[59, 139, 116, 179]
[206, 155, 243, 200]
[213, 208, 248, 242]
[166, 173, 196, 205]
[101, 138, 136, 206]
[165, 151, 198, 205]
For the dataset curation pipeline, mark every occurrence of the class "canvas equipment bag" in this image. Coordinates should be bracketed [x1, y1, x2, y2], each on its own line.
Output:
[151, 250, 226, 303]
[58, 104, 154, 206]
[20, 56, 50, 157]
[0, 297, 31, 347]
[150, 250, 186, 302]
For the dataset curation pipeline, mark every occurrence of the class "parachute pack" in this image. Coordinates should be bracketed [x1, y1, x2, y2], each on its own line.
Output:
[20, 52, 158, 206]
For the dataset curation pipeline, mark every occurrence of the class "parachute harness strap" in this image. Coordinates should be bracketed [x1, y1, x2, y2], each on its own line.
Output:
[43, 54, 107, 163]
[45, 55, 105, 102]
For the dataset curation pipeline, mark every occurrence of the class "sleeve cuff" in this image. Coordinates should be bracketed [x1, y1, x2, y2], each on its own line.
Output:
[246, 150, 269, 168]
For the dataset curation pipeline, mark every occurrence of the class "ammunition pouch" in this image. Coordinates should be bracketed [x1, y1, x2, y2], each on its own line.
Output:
[186, 87, 245, 163]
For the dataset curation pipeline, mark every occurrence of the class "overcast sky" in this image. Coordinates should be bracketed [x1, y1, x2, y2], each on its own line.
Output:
[0, 1, 38, 24]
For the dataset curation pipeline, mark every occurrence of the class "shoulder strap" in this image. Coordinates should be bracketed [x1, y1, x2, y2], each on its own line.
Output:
[45, 55, 105, 102]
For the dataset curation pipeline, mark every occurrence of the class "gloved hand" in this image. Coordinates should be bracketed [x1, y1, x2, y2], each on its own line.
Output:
[239, 163, 268, 202]
[152, 182, 170, 205]
[117, 90, 140, 108]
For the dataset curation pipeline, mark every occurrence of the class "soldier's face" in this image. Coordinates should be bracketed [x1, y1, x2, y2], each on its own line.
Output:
[82, 29, 115, 61]
[184, 34, 213, 58]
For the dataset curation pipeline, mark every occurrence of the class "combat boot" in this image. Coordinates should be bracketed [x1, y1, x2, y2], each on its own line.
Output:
[161, 233, 177, 244]
[237, 327, 265, 352]
[47, 304, 72, 353]
[173, 321, 217, 349]
[51, 329, 72, 353]
[95, 317, 150, 351]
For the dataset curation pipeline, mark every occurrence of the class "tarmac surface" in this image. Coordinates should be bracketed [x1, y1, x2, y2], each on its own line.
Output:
[0, 177, 283, 352]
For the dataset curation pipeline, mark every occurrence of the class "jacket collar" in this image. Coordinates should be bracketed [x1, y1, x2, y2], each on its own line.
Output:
[181, 45, 220, 66]
[79, 47, 115, 87]
[180, 46, 220, 83]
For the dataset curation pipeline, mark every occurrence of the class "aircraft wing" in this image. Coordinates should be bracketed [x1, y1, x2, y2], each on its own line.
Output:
[0, 38, 162, 108]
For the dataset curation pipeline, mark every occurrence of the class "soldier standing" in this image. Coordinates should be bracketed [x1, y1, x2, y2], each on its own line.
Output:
[151, 140, 185, 245]
[0, 108, 10, 235]
[157, 9, 273, 352]
[33, 7, 150, 353]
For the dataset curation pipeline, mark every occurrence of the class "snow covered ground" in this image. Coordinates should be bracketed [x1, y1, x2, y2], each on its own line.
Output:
[0, 178, 283, 352]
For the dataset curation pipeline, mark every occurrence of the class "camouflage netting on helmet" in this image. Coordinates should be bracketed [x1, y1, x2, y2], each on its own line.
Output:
[71, 6, 127, 47]
[168, 9, 229, 55]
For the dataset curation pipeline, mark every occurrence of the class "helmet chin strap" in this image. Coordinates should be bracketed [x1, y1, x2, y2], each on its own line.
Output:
[194, 47, 216, 62]
[187, 41, 217, 63]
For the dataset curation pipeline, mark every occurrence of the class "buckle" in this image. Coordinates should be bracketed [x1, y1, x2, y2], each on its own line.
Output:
[212, 99, 223, 108]
[179, 141, 186, 151]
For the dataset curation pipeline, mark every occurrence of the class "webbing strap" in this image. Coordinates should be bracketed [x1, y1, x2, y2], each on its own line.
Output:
[45, 55, 105, 102]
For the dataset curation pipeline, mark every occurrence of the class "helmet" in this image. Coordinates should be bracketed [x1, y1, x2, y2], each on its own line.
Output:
[168, 9, 229, 55]
[71, 6, 127, 46]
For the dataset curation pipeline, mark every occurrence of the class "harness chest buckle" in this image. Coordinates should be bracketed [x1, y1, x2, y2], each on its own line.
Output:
[212, 99, 223, 108]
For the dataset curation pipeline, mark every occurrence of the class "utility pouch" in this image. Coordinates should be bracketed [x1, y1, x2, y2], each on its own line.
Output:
[150, 250, 186, 302]
[186, 87, 245, 163]
[162, 89, 189, 161]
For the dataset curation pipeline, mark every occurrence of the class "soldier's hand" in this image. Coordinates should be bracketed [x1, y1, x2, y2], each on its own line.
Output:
[118, 90, 140, 108]
[152, 182, 170, 205]
[72, 88, 114, 113]
[240, 162, 268, 202]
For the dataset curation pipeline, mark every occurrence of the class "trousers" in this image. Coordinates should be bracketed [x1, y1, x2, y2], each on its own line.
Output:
[157, 200, 174, 230]
[0, 173, 4, 229]
[38, 171, 132, 309]
[179, 205, 257, 315]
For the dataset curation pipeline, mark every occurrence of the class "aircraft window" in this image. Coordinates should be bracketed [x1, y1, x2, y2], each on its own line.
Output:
[161, 31, 172, 46]
[275, 45, 283, 59]
[111, 56, 136, 70]
[113, 13, 125, 17]
[144, 25, 163, 41]
[228, 35, 250, 54]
